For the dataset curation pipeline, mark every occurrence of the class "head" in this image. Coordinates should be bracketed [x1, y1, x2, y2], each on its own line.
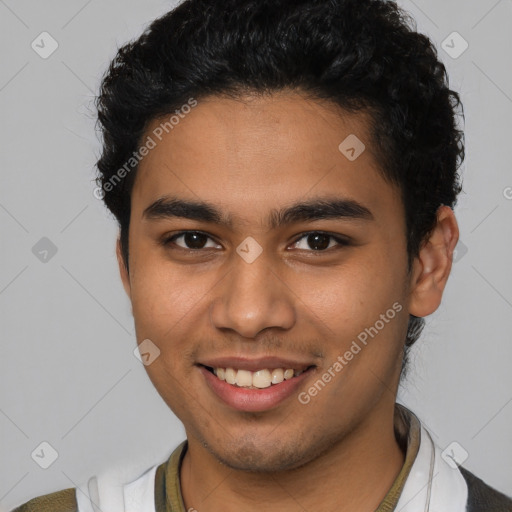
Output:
[95, 0, 463, 471]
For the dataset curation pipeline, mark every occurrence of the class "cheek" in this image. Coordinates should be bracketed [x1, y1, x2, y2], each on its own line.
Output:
[128, 252, 217, 343]
[299, 258, 405, 336]
[128, 244, 184, 334]
[301, 258, 408, 383]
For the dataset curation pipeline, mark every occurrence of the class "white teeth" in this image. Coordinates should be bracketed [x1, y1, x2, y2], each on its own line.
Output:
[284, 369, 294, 380]
[235, 369, 253, 387]
[225, 367, 236, 385]
[271, 368, 284, 384]
[253, 369, 272, 388]
[210, 366, 305, 388]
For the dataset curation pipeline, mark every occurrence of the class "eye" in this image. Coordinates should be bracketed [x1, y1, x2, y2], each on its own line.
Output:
[290, 232, 349, 252]
[164, 231, 222, 250]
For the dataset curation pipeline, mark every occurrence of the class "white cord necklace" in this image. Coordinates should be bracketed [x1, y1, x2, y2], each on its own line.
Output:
[423, 430, 436, 512]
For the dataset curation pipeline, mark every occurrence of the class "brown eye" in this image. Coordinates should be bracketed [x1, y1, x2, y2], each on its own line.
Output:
[165, 231, 221, 250]
[291, 232, 349, 252]
[306, 233, 331, 250]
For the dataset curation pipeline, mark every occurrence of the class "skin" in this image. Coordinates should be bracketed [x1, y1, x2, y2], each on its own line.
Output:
[117, 90, 459, 511]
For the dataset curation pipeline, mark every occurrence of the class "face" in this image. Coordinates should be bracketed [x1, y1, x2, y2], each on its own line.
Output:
[121, 91, 417, 472]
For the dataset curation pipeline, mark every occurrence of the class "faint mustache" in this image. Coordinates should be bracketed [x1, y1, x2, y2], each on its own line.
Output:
[199, 333, 325, 358]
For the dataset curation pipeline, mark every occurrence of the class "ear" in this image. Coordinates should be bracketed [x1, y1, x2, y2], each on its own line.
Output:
[408, 205, 459, 317]
[116, 237, 131, 299]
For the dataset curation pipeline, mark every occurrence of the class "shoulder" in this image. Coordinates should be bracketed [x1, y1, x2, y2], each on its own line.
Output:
[9, 450, 176, 512]
[10, 487, 77, 512]
[459, 466, 512, 512]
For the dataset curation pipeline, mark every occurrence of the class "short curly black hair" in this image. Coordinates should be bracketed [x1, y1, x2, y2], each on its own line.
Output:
[95, 0, 464, 380]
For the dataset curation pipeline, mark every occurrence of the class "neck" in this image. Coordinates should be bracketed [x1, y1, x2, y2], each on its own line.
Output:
[180, 403, 406, 512]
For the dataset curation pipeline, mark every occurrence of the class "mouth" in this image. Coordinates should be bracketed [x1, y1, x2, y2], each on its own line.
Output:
[197, 361, 316, 412]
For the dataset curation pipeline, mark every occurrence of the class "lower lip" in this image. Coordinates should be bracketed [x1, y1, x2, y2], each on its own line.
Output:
[199, 366, 314, 412]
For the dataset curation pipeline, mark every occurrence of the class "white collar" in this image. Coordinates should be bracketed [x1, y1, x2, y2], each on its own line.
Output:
[76, 463, 157, 512]
[395, 419, 468, 511]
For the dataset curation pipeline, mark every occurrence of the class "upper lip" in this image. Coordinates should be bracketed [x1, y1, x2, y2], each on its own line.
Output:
[198, 356, 315, 372]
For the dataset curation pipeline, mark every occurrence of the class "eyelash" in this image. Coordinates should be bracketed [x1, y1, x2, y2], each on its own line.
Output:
[161, 230, 350, 253]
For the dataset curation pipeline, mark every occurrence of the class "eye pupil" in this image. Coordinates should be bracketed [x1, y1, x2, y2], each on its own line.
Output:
[308, 233, 330, 251]
[185, 232, 207, 249]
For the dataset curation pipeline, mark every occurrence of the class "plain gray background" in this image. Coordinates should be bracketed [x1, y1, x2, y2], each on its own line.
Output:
[1, 0, 511, 509]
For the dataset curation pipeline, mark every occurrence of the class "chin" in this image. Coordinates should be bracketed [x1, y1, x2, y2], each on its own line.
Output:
[201, 431, 330, 473]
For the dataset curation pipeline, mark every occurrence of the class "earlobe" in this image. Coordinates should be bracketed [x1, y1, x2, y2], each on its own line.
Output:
[408, 205, 459, 318]
[116, 238, 131, 299]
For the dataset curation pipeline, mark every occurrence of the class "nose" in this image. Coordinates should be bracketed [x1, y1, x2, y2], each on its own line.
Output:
[209, 252, 296, 339]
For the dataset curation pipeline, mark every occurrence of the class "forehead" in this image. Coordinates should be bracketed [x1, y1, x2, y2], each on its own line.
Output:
[132, 91, 401, 229]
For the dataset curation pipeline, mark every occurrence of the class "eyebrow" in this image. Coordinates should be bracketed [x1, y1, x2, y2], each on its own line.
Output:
[143, 195, 374, 229]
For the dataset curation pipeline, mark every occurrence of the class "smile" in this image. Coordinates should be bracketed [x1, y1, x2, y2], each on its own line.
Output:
[199, 363, 316, 412]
